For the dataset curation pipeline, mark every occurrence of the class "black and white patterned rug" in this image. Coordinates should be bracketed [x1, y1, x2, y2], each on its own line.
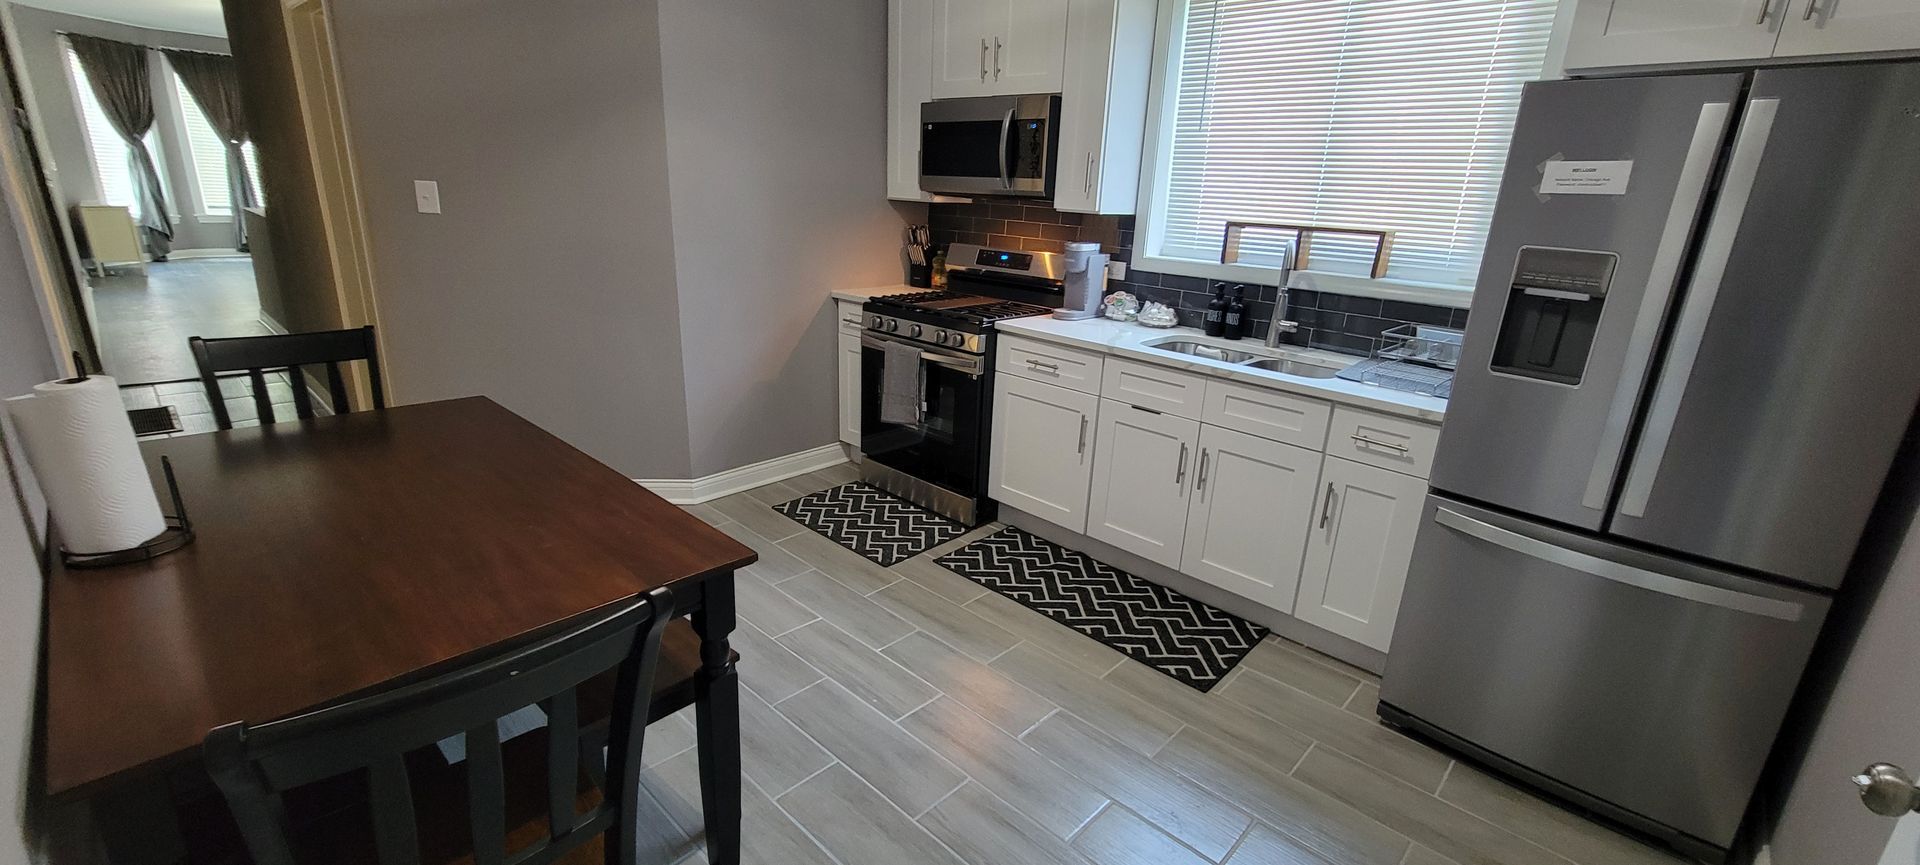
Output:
[937, 527, 1267, 691]
[774, 483, 969, 567]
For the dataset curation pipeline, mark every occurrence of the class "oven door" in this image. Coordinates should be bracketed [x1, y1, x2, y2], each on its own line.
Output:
[920, 95, 1059, 197]
[860, 333, 989, 503]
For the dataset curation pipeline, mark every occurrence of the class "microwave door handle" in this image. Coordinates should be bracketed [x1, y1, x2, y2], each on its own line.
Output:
[998, 107, 1014, 189]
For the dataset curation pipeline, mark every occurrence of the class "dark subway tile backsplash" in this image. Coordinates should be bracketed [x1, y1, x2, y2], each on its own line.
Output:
[928, 200, 1469, 357]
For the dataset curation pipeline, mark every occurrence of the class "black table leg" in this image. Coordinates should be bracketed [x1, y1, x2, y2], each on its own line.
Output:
[692, 572, 742, 865]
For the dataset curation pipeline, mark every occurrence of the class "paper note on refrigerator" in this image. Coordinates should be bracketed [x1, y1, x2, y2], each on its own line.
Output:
[1541, 160, 1633, 195]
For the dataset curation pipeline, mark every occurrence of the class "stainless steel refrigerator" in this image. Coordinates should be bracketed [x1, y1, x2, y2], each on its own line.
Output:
[1380, 62, 1920, 862]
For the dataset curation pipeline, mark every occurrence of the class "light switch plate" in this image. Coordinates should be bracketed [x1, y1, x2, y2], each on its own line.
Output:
[413, 180, 441, 214]
[1107, 260, 1127, 281]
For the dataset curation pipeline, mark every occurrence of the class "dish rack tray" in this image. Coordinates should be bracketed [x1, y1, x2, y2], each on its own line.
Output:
[1336, 324, 1463, 398]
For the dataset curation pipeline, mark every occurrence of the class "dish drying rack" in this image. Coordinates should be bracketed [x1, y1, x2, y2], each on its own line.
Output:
[1336, 324, 1462, 398]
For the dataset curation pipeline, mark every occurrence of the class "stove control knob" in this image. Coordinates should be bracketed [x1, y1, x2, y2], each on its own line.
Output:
[907, 324, 923, 338]
[933, 329, 949, 346]
[883, 318, 899, 333]
[868, 314, 883, 329]
[949, 333, 969, 349]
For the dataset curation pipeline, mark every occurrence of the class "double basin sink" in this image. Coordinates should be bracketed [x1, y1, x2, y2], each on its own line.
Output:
[1141, 337, 1346, 379]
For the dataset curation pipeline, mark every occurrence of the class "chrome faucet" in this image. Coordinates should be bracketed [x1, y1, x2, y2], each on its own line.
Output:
[1264, 261, 1298, 348]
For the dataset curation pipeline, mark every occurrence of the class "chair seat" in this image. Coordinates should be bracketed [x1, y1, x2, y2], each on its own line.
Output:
[177, 618, 731, 864]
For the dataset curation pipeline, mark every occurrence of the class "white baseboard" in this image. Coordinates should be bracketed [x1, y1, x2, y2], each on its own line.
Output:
[636, 443, 848, 504]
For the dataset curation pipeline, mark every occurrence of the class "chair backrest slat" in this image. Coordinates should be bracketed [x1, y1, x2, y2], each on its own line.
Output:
[189, 326, 385, 430]
[544, 690, 580, 839]
[368, 757, 421, 865]
[203, 586, 674, 865]
[467, 721, 507, 865]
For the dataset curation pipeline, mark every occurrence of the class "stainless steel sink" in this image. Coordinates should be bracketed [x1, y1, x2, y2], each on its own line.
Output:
[1141, 339, 1268, 364]
[1242, 356, 1343, 378]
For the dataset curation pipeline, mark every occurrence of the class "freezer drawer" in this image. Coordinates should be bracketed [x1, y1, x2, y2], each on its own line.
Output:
[1381, 495, 1829, 850]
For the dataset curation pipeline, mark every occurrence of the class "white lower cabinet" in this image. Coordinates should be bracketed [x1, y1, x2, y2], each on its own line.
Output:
[837, 332, 863, 447]
[1086, 400, 1200, 569]
[1293, 455, 1429, 652]
[990, 376, 1099, 532]
[1180, 425, 1322, 613]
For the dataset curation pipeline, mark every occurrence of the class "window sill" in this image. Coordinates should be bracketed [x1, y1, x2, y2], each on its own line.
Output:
[1134, 253, 1476, 310]
[195, 214, 234, 224]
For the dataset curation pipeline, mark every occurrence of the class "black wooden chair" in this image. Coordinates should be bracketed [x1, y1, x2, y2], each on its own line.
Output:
[188, 326, 386, 430]
[203, 587, 677, 865]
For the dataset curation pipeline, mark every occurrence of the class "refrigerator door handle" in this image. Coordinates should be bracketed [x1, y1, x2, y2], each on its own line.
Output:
[1433, 507, 1806, 621]
[1618, 98, 1782, 518]
[1581, 102, 1734, 511]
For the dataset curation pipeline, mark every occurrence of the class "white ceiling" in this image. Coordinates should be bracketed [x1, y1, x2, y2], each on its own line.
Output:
[13, 0, 226, 38]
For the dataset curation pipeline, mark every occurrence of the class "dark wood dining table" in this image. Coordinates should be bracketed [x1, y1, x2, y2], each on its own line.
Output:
[41, 396, 755, 864]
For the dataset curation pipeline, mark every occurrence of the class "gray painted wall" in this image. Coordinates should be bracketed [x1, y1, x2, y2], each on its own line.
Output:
[656, 0, 910, 477]
[326, 0, 694, 479]
[9, 5, 234, 251]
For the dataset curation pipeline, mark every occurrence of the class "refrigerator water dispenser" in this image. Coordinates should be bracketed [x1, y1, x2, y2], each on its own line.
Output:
[1489, 247, 1617, 385]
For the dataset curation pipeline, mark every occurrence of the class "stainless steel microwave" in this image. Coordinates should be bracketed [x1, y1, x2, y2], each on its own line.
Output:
[920, 94, 1061, 198]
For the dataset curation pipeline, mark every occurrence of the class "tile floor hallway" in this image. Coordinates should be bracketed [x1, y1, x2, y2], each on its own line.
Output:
[634, 464, 1688, 865]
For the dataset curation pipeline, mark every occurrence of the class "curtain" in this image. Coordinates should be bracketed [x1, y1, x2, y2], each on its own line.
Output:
[163, 48, 256, 251]
[67, 34, 172, 259]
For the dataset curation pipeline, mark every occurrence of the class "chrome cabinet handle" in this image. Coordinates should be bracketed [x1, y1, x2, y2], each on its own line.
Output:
[1350, 434, 1409, 454]
[980, 39, 989, 80]
[1195, 449, 1210, 492]
[1077, 416, 1089, 456]
[993, 36, 1002, 80]
[1802, 0, 1819, 20]
[1320, 483, 1336, 528]
[1025, 359, 1059, 373]
[1176, 442, 1189, 486]
[842, 316, 863, 325]
[1083, 153, 1094, 195]
[1756, 0, 1775, 24]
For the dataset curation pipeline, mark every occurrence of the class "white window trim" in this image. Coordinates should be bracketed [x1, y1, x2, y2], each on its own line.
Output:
[1130, 0, 1582, 309]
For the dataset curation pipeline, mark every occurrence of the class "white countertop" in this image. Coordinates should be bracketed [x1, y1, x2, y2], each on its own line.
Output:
[997, 316, 1448, 422]
[831, 284, 916, 303]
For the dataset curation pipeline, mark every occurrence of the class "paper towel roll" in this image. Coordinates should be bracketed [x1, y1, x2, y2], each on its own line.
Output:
[5, 375, 165, 554]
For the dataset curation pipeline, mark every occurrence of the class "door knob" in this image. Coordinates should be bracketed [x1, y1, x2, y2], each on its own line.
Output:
[1856, 763, 1920, 817]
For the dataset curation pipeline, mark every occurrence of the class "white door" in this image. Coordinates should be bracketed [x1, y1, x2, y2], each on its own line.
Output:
[1562, 0, 1786, 70]
[1180, 425, 1321, 613]
[1087, 400, 1200, 569]
[1774, 0, 1920, 57]
[932, 0, 993, 98]
[890, 0, 936, 201]
[1294, 456, 1426, 652]
[838, 332, 863, 447]
[993, 0, 1071, 95]
[990, 375, 1099, 532]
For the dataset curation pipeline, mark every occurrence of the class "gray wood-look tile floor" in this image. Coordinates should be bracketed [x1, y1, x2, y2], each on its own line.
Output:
[91, 256, 272, 385]
[642, 467, 1691, 865]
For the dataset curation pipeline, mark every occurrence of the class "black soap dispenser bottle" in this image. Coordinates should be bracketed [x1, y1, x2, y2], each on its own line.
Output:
[1223, 284, 1247, 340]
[1203, 284, 1228, 337]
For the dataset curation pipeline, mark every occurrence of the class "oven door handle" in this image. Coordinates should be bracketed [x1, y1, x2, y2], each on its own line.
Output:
[861, 333, 985, 377]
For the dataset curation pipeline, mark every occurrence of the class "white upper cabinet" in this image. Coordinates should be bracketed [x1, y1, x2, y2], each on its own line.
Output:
[932, 0, 1068, 99]
[1773, 0, 1920, 58]
[1180, 426, 1321, 613]
[1564, 0, 1920, 70]
[1052, 0, 1156, 214]
[1086, 400, 1200, 569]
[1564, 0, 1787, 69]
[1294, 456, 1428, 652]
[890, 0, 937, 201]
[991, 375, 1100, 532]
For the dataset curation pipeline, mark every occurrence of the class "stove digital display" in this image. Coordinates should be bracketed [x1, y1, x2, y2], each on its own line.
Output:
[975, 249, 1031, 271]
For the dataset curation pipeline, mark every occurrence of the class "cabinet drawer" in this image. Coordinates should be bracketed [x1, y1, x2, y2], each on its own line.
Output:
[1201, 380, 1332, 450]
[837, 300, 867, 335]
[1326, 407, 1440, 479]
[999, 335, 1104, 393]
[1101, 358, 1207, 419]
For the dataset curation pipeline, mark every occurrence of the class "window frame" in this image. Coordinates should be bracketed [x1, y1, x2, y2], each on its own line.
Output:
[1130, 0, 1579, 309]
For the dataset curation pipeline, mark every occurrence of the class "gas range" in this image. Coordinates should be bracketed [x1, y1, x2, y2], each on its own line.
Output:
[863, 291, 1053, 354]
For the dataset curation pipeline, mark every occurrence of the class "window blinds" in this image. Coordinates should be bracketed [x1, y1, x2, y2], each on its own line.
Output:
[65, 45, 140, 218]
[173, 71, 232, 214]
[1154, 0, 1557, 285]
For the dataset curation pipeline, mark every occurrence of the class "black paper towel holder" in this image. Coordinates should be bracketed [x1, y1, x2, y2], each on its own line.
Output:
[59, 454, 195, 570]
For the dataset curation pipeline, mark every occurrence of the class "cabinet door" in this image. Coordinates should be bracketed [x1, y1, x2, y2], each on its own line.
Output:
[838, 332, 863, 447]
[1087, 400, 1200, 569]
[993, 0, 1070, 95]
[932, 0, 993, 99]
[890, 0, 936, 201]
[1563, 0, 1785, 70]
[1774, 0, 1920, 57]
[1294, 456, 1427, 652]
[1180, 426, 1321, 613]
[990, 375, 1099, 532]
[1053, 0, 1154, 214]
